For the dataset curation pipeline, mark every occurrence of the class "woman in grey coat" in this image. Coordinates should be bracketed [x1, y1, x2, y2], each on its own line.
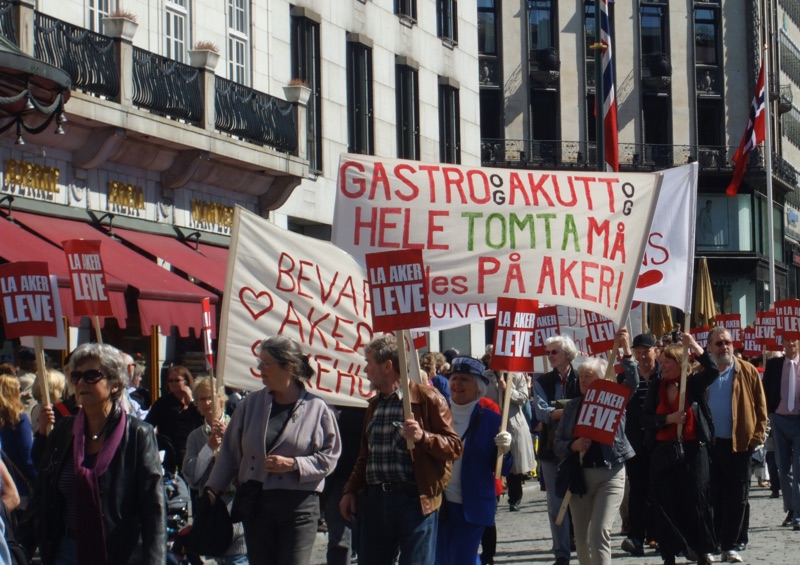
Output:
[182, 378, 246, 563]
[554, 328, 638, 565]
[484, 366, 536, 511]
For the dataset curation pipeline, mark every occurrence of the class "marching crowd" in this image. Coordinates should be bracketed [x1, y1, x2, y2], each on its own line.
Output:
[0, 324, 798, 565]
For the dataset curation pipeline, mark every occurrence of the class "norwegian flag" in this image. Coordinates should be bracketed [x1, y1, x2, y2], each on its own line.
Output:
[600, 0, 618, 172]
[726, 57, 766, 196]
[201, 297, 214, 371]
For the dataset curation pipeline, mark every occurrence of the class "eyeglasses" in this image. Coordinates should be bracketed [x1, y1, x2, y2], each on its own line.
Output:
[70, 369, 107, 385]
[714, 340, 733, 347]
[546, 350, 561, 356]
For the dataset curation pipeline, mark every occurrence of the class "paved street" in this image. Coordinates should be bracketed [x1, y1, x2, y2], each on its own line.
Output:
[309, 479, 796, 564]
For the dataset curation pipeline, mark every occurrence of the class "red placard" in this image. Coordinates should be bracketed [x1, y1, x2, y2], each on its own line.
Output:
[573, 378, 632, 445]
[531, 305, 560, 357]
[411, 330, 428, 350]
[0, 261, 59, 338]
[690, 326, 711, 349]
[365, 249, 430, 332]
[63, 239, 114, 318]
[490, 297, 539, 372]
[715, 313, 743, 348]
[775, 299, 800, 340]
[585, 311, 617, 355]
[742, 327, 760, 357]
[755, 310, 779, 350]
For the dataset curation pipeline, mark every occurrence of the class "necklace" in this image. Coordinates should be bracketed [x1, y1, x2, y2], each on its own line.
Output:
[89, 418, 110, 441]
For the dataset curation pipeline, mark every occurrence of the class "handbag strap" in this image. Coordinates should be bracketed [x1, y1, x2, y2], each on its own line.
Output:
[1, 449, 32, 491]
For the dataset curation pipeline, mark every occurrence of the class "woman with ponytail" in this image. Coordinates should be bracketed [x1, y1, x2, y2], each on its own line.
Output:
[206, 335, 341, 565]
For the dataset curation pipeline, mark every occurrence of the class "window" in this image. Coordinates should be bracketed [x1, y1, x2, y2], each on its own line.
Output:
[531, 90, 558, 141]
[437, 0, 458, 43]
[694, 7, 719, 65]
[395, 0, 417, 21]
[584, 1, 595, 59]
[697, 99, 724, 147]
[88, 0, 114, 32]
[228, 0, 249, 84]
[640, 3, 667, 55]
[478, 0, 497, 55]
[439, 83, 460, 164]
[347, 41, 374, 155]
[291, 15, 322, 172]
[528, 1, 554, 50]
[165, 0, 188, 63]
[396, 63, 419, 160]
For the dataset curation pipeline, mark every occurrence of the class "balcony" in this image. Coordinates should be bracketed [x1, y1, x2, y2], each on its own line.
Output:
[479, 139, 799, 190]
[0, 3, 309, 203]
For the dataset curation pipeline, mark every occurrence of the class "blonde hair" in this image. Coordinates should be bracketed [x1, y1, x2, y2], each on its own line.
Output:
[0, 376, 24, 428]
[192, 377, 228, 406]
[33, 370, 67, 405]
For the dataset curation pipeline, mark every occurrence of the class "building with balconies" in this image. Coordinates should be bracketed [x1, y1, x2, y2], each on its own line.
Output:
[479, 0, 800, 326]
[0, 1, 485, 381]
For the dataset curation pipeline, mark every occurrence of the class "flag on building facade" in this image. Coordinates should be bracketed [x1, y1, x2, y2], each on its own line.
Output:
[600, 0, 618, 172]
[726, 57, 766, 196]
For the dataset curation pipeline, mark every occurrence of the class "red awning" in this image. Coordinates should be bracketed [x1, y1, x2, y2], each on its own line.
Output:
[11, 211, 216, 337]
[113, 227, 227, 292]
[0, 214, 128, 328]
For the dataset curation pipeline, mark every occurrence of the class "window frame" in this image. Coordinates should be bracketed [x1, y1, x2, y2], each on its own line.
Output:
[439, 82, 461, 164]
[165, 0, 189, 63]
[437, 0, 458, 43]
[227, 0, 250, 84]
[87, 0, 115, 32]
[396, 63, 420, 160]
[347, 41, 374, 155]
[395, 0, 418, 22]
[291, 15, 323, 173]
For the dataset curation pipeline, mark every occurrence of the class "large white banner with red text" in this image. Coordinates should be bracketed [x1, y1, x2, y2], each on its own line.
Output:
[333, 155, 662, 326]
[631, 163, 697, 312]
[217, 207, 374, 407]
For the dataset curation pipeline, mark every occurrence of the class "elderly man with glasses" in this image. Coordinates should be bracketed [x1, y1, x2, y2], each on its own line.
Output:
[533, 335, 581, 565]
[705, 327, 767, 563]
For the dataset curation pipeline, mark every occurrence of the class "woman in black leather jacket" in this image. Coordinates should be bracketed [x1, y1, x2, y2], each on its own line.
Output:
[24, 343, 166, 564]
[642, 334, 719, 565]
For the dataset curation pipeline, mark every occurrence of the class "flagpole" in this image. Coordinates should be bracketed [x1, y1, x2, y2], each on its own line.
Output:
[763, 47, 776, 306]
[593, 1, 605, 171]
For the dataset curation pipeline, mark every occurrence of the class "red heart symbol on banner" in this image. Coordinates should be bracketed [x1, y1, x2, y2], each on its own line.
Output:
[249, 340, 262, 379]
[636, 270, 664, 289]
[239, 287, 274, 320]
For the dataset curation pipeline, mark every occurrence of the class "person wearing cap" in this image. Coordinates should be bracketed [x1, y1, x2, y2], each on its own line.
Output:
[340, 334, 462, 565]
[620, 332, 660, 557]
[435, 356, 512, 565]
[554, 328, 639, 565]
[534, 335, 581, 565]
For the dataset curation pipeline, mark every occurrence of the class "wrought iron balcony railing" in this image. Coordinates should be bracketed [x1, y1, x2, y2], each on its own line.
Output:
[480, 139, 799, 188]
[215, 76, 298, 153]
[0, 0, 14, 44]
[132, 47, 202, 126]
[34, 12, 118, 100]
[18, 9, 303, 156]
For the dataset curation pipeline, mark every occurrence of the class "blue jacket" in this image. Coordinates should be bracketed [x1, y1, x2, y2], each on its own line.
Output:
[457, 404, 512, 526]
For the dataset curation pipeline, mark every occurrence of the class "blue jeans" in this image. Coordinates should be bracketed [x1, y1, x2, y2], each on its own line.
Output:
[54, 537, 77, 565]
[540, 460, 572, 560]
[224, 554, 249, 565]
[771, 414, 800, 516]
[358, 486, 438, 565]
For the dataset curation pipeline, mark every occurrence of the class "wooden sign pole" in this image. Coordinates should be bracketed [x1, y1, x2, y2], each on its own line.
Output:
[395, 330, 416, 453]
[495, 371, 513, 478]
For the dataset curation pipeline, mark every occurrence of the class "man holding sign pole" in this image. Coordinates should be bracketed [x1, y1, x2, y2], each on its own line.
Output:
[554, 328, 638, 565]
[340, 335, 462, 565]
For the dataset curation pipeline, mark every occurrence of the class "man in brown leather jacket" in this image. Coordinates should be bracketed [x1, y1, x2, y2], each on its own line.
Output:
[340, 334, 463, 565]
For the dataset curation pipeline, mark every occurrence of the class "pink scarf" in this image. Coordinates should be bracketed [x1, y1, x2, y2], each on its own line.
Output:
[72, 406, 127, 565]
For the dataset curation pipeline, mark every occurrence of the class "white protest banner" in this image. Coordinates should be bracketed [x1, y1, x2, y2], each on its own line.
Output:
[217, 207, 374, 407]
[633, 163, 698, 311]
[573, 379, 632, 445]
[333, 155, 663, 326]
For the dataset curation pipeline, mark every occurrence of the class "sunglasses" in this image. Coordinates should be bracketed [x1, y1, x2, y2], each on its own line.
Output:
[714, 340, 733, 347]
[70, 369, 107, 385]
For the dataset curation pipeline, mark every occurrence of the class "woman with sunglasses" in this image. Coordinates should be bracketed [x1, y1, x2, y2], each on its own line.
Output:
[25, 343, 166, 564]
[206, 335, 341, 565]
[642, 333, 719, 565]
[145, 365, 203, 473]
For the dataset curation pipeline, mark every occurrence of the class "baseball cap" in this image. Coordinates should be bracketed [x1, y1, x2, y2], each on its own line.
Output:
[632, 333, 657, 349]
[450, 357, 489, 384]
